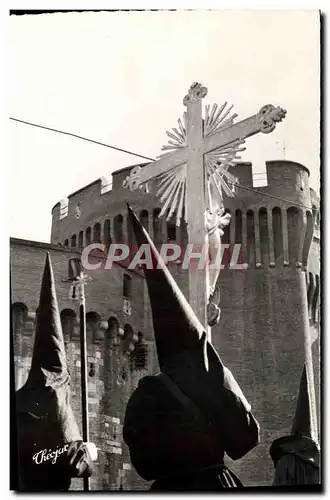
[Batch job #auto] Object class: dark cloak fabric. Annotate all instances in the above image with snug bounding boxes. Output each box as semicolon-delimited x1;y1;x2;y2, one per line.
272;453;319;486
150;466;243;491
15;253;93;491
124;374;252;490
124;206;260;490
270;435;320;487
270;365;320;486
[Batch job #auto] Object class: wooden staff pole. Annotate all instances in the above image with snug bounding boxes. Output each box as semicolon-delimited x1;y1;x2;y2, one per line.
78;273;90;491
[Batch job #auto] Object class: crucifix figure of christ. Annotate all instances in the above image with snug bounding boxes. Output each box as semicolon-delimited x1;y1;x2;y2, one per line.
123;82;286;337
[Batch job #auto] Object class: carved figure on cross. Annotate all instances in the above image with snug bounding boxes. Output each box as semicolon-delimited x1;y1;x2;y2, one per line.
63;271;92;302
124;82;286;335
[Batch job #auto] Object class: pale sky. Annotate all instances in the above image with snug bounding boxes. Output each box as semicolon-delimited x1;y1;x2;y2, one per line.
8;10;320;243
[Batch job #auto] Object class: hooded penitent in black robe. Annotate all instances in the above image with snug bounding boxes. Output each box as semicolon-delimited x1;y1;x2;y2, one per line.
269;364;320;487
14;253;94;492
123;205;260;491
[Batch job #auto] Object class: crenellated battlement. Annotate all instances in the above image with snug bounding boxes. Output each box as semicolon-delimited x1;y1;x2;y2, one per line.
51;160;312;224
50;159;318;271
52;177;113;220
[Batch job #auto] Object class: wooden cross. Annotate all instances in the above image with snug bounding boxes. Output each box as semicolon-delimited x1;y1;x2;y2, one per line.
124;83;286;332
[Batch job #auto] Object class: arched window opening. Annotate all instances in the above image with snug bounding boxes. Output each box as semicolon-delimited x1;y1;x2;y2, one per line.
60;309;76;343
246;210;255;265
272;207;283;261
303;211;314;267
71;234;77;248
85;227;91;246
93;222;101;243
123;274;132;299
104;219;112;248
12;303;27;337
235;209;242;244
78;231;84;248
312;205;319;227
123;323;136;356
86;312;100;343
130;331;148;371
140;210;149;231
287;207;301;264
153;208;162;245
124;323;134;335
107;316;119;343
222;209;231;244
180;221;188;248
312;275;320;323
114;214;124;243
167;217;176;242
312;206;320;229
307;273;315;319
259;208;269;265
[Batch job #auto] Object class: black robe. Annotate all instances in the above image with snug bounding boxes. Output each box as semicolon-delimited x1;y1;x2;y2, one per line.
124;206;260;490
150;466;243;491
124;370;259;491
13;253;94;492
16;387;93;492
272;453;319;486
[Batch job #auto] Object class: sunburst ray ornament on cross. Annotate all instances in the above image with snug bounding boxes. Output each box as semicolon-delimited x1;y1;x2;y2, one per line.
125;83;284;227
155;99;246;225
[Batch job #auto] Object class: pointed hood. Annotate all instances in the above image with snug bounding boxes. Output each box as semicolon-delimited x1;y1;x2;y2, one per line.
16;253;81;455
270;364;319;469
125;205;259;468
27;252;69;387
291;364;318;440
127;203;207;371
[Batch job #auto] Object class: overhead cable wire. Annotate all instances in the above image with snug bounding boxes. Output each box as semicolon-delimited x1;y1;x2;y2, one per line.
10;116;318;212
9;117;154;162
